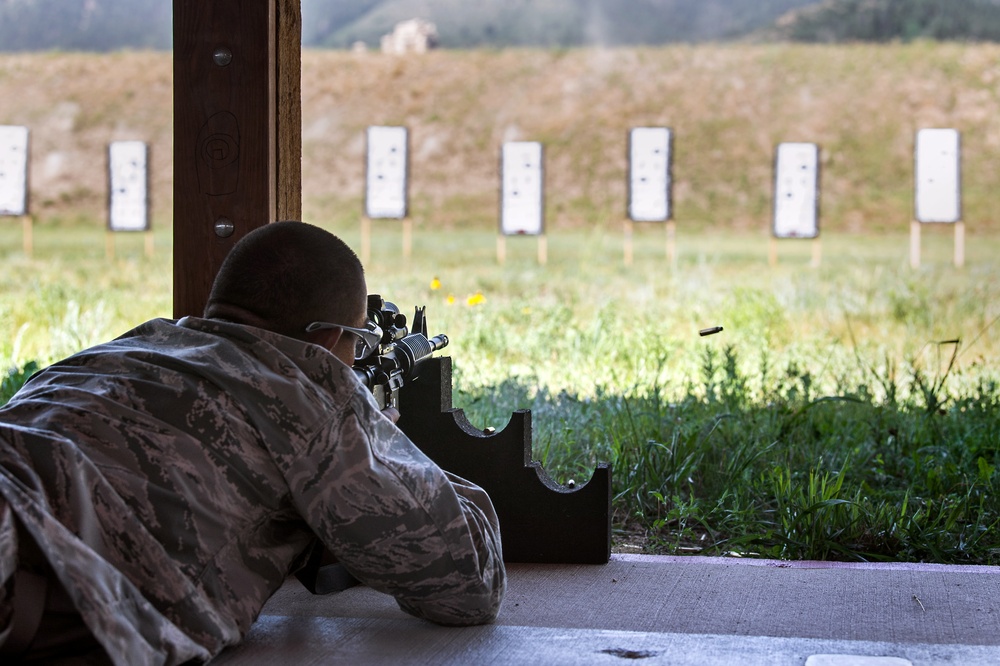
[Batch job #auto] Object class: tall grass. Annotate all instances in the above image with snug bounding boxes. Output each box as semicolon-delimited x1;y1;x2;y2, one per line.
3;45;999;564
459;344;999;564
0;222;997;564
354;224;1000;565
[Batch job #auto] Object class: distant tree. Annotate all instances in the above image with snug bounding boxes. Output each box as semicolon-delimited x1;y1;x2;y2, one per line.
777;0;1000;43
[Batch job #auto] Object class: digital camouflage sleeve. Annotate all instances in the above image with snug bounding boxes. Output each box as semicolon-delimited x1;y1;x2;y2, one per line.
0;317;505;664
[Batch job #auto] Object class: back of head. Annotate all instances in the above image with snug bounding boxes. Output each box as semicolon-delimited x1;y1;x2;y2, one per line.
204;221;366;339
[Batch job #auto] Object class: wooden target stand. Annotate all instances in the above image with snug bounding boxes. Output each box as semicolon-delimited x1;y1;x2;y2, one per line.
496;232;548;265
910;220;965;269
106;229;155;260
6;215;33;257
360;216;413;266
623;219;676;268
768;236;822;268
0;124;31;258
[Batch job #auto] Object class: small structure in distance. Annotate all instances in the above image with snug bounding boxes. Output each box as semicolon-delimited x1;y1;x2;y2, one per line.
380;19;439;54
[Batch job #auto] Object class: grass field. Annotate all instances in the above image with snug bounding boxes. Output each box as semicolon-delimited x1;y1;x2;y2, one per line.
3;42;1000;565
1;221;997;565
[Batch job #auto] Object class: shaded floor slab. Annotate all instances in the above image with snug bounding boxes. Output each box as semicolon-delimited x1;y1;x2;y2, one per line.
215;554;1000;665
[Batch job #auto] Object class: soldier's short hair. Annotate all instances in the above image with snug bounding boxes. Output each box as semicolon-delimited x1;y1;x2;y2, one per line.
204;221;366;339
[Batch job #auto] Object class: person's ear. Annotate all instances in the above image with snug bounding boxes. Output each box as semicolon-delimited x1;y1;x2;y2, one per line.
305;327;343;352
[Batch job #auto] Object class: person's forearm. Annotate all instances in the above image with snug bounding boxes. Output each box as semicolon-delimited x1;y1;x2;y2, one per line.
394;477;506;625
300;408;506;626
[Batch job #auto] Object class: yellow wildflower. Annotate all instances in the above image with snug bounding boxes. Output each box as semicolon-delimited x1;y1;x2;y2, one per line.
466;291;486;307
430;277;442;290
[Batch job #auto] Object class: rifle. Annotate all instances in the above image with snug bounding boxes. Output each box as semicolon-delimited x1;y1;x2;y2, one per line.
352;294;449;411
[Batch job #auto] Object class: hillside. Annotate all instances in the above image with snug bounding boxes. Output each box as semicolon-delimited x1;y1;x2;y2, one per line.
7;0;1000;51
2;44;1000;234
0;0;822;51
768;0;1000;42
302;0;820;48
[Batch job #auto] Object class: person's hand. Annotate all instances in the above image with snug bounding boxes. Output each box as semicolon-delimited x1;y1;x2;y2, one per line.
381;406;401;423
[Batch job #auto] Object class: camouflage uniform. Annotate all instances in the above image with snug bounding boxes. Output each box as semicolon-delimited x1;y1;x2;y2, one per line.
0;317;506;664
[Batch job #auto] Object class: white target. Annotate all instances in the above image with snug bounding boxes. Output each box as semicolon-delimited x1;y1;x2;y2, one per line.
915;128;961;224
365;126;409;219
628;127;672;222
0;125;29;216
773;142;819;239
500;141;544;236
108;141;149;232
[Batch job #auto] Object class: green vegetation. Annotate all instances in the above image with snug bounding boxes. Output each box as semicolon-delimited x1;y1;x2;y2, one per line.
2;223;995;564
462;343;1000;564
772;0;1000;43
296;222;1000;566
2;44;998;565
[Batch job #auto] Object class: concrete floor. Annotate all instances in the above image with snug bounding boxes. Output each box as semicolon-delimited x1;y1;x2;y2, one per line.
214;554;1000;665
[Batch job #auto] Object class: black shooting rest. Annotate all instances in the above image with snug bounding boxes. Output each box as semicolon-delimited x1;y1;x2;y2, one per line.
398;356;612;565
297;356;612;594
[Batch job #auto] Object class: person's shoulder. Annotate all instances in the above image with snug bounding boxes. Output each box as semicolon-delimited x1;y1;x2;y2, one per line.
177;316;286;346
180;316;362;393
105;317;184;343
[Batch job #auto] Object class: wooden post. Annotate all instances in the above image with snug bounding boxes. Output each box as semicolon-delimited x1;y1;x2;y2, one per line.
910;220;921;269
954;221;965;269
274;0;301;225
21;215;32;258
403;218;413;260
626;221;676;267
666;220;676;269
105;231;154;260
623;220;633;266
811;237;822;268
768;236;778;267
172;0;301;318
537;234;548;266
497;234;506;264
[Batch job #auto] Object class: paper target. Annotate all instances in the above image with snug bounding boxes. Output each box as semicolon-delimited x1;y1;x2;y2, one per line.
0;125;29;216
365;126;409;219
628;127;672;222
500;141;544;236
773;142;819;239
915;128;961;224
108;140;149;231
